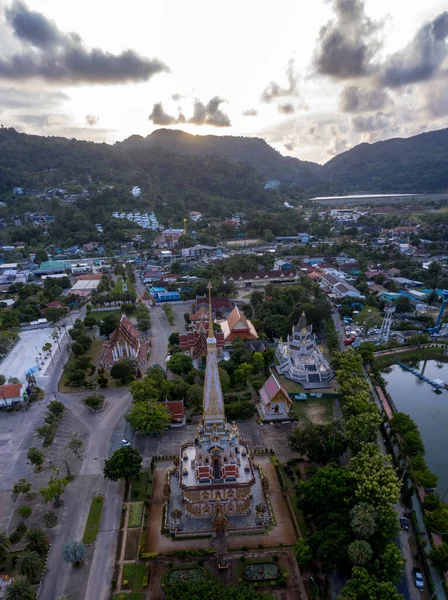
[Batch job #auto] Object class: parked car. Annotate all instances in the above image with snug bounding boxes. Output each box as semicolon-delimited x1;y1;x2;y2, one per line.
412;567;424;589
344;336;356;346
400;517;410;531
120;439;131;447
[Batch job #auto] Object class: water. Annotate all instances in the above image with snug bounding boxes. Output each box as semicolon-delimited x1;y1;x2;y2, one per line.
383;360;448;494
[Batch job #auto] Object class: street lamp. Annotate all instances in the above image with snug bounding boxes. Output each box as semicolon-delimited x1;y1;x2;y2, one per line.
310;576;320;598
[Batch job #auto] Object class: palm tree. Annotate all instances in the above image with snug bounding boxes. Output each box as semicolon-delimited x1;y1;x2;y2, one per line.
0;531;11;561
350;502;377;539
348;540;373;566
24;529;49;555
5;577;36;600
16;551;42;579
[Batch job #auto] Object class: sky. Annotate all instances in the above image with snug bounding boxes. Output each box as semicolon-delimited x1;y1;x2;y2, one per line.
0;0;447;163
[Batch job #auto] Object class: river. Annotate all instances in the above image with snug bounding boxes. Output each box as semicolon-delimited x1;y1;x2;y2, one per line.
383;360;448;494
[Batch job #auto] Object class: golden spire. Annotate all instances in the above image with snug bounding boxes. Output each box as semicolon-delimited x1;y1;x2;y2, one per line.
207;281;214;339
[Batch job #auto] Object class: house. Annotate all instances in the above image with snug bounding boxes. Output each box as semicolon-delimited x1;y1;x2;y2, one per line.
224;269;297;288
258;374;292;420
181;245;216;259
189;211;202;222
161;400;186;427
0;383;23;407
220;306;258;344
274;259;292;271
101;315;149;367
42;300;64;312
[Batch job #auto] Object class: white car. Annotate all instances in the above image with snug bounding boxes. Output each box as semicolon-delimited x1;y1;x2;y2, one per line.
120;439;131;447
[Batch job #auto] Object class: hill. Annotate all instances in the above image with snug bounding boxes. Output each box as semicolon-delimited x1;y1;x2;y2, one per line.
322;128;448;193
118;129;328;192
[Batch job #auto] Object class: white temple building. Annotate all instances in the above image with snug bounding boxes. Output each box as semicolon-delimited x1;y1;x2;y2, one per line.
275;312;333;389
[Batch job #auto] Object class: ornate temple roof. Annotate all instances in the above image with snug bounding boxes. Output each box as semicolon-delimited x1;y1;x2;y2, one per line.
293;311;312;334
259;374;292;406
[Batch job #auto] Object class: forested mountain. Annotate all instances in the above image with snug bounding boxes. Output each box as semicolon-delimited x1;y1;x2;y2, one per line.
119;129;328;192
322;128;448;193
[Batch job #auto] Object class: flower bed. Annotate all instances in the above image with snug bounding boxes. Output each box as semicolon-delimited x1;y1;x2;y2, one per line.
128;503;143;528
242;562;281;581
82;495;104;544
166;566;207;585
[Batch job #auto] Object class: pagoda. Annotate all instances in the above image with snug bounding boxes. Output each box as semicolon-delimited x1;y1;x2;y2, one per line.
275;312;333;389
165;283;271;536
179;318;224;368
100;314;149;368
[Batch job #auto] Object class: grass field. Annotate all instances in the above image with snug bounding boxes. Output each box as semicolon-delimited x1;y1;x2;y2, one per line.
128;503;143;528
126;277;136;294
82;495;104;544
90;309;121;321
113;278;123;293
131;472;148;501
122;563;146;589
290;397;334;425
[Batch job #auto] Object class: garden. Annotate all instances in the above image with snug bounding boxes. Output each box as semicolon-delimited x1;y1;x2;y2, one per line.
166;566;208;585
241;561;280;581
122;562;147;589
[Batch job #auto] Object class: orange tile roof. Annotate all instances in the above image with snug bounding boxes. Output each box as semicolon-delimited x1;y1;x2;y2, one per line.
0;383;22;399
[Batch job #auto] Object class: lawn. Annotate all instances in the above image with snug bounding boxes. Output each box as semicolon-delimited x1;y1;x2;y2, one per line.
122;563;146;589
90;309;121;322
126;277;136;294
82;495;104;544
59;339;105;392
290;397;334;425
131;472;148;501
128;503;143;528
113;278;123;293
113;594;144;600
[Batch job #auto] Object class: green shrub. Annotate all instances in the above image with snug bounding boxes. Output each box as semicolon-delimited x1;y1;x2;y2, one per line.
17;506;32;518
9;521;27;543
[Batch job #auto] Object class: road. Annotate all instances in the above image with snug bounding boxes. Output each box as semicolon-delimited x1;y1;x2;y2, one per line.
332;306;347;352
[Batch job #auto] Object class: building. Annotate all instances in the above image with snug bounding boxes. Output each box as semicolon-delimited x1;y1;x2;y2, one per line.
224;269;297;289
274;259;292;271
276;312;333;389
36;260;71;276
165;285;271;537
162;400;186;427
220;306;258;344
258;374;292;420
189;211;202;222
180;320;225;367
0;383;23;407
101;315;150;367
181;245;216;259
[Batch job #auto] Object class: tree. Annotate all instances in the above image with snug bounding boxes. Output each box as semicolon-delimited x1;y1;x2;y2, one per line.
234;362;253;385
63;541;85;566
340;567;404;600
401;431;425;456
27;447;44;470
72;342;85;357
76;334;92;352
251;352;264;374
428;261;443;289
16;550;42;578
348;540;373;565
83;393;104;410
34;249;48;264
110;358;136;384
389;412;418;436
5;577;36;600
168;353;193;375
168;332;180;346
294;537;313;568
99;313;120;338
429;542;448;573
84;314;97;329
350;503;377;539
395;296;411;313
45;307;67;324
355;307;382;331
379;543;406;584
298;464;355;515
24;528;49;554
126;401;171;434
103;446;142;482
0;531;11;561
0;374;5;385
40;475;68;507
13;478;32;498
67;433;83;459
289;422;348;464
346;412;382;451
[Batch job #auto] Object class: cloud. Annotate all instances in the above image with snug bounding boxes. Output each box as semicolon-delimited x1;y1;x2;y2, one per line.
277;102;295;114
0;0;169;84
351;111;397;132
261;59;298;102
242;108;257;116
148;102;180;126
340;85;392;112
171;93;182;101
189;96;231;127
0;87;69;109
425;85;448;117
313;0;383;79
325;124;350;155
380;11;448;87
85;114;99;126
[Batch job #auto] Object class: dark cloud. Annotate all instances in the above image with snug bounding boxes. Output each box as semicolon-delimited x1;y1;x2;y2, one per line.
340;85;391;112
380;11;448;87
0;0;169;84
277;102;295;114
85;114;99;126
351;111;396;132
242;108;257;116
283;141;295;151
148;102;179;126
313;0;382;78
261;59;298;102
171;93;182;101
189;96;231;127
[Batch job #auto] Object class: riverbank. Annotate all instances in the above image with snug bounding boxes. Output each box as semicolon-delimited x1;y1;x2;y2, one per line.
374;347;448;370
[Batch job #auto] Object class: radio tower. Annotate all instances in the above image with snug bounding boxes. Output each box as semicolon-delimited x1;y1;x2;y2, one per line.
379;305;396;344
